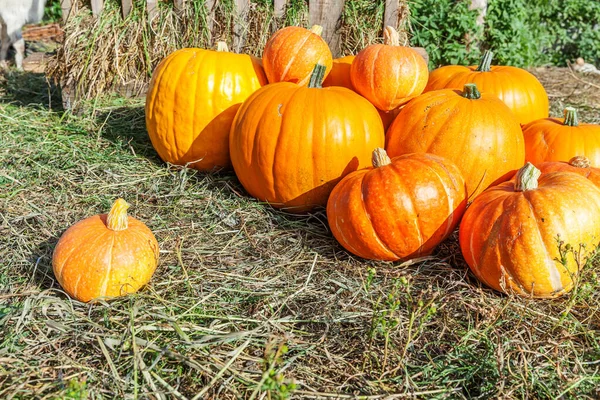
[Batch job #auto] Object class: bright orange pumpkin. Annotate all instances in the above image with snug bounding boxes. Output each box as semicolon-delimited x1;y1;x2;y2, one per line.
350;26;429;111
536;156;600;187
386;83;525;200
327;149;467;261
323;55;355;90
523;107;600;167
229;64;385;213
262;25;333;86
53;199;159;303
459;163;600;298
145;43;267;171
425;50;548;125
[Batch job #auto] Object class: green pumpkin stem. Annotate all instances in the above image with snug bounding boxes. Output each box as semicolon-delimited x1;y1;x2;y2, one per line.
462;83;481;100
372;148;392;168
563;107;579;127
308;64;327;88
476;50;494;72
106;198;130;231
515;163;541;192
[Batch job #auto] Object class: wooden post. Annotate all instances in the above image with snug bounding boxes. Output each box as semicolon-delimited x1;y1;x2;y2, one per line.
233;0;250;52
60;0;72;23
205;0;217;46
308;0;345;57
147;0;158;23
384;0;399;29
91;0;104;18
274;0;287;19
121;0;133;19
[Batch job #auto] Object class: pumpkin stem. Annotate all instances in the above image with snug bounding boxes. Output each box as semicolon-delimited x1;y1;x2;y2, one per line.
216;41;229;52
569;156;590;168
308;64;326;88
515;163;541;192
372;148;392;168
106;198;130;231
310;25;323;36
383;26;400;46
563;107;579;127
476;50;493;72
462;83;481;100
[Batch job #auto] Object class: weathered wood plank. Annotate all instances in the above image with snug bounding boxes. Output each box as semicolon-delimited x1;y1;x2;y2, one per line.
233;0;250;52
60;0;72;23
308;0;345;57
91;0;104;18
205;0;217;45
274;0;287;19
384;0;399;30
147;0;158;23
121;0;133;19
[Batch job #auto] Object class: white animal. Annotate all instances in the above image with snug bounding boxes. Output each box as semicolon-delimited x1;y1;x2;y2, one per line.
0;0;47;70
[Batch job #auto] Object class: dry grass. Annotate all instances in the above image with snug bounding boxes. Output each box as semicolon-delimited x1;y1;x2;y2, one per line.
1;69;600;399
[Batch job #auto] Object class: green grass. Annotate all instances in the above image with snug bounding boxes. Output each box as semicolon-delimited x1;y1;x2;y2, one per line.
1;70;600;399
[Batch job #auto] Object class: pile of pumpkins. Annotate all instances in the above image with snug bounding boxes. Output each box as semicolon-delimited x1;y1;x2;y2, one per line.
53;25;600;303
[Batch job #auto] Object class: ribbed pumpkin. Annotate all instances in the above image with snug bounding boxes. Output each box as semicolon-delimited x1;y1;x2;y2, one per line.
262;25;333;86
386;83;525;200
523;107;600;167
145;43;267;171
536;156;600;187
350;26;429;111
459;163;600;298
425;50;548;125
327;150;467;261
53;199;159;303
229;65;385;213
323;55;355;90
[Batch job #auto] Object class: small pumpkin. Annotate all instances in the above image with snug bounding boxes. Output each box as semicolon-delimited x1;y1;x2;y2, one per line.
523;107;600;167
459;163;600;298
386;83;525;200
229;64;385;213
53;199;159;303
323;55;355;90
536;156;600;187
350;26;429;111
327;149;467;261
425;50;548;125
262;25;333;86
145;43;267;171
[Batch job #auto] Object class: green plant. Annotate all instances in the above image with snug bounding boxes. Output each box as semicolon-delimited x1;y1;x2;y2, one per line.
43;0;63;23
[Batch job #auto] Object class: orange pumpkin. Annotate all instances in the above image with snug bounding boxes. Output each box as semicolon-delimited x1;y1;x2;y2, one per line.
378;106;402;132
425;50;548;125
459;163;600;298
145;43;267;171
229;64;385;213
53;199;159;303
523;107;600;167
350;26;429;111
262;25;333;86
323;55;355;90
327;149;467;261
386;83;525;200
536;156;600;187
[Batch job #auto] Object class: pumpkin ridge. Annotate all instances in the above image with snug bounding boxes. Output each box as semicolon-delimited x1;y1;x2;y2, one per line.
55;220;105;282
418;157;456;239
369;45;384;108
521;191;564;292
280;31;313;84
169;51;199;161
71;274;83;300
361;170;399;258
99;234;116;298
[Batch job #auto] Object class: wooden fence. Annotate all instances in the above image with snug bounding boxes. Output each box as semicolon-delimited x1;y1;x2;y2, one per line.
58;0;416;58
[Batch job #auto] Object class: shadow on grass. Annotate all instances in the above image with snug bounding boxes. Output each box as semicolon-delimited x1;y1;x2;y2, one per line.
0;70;63;111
